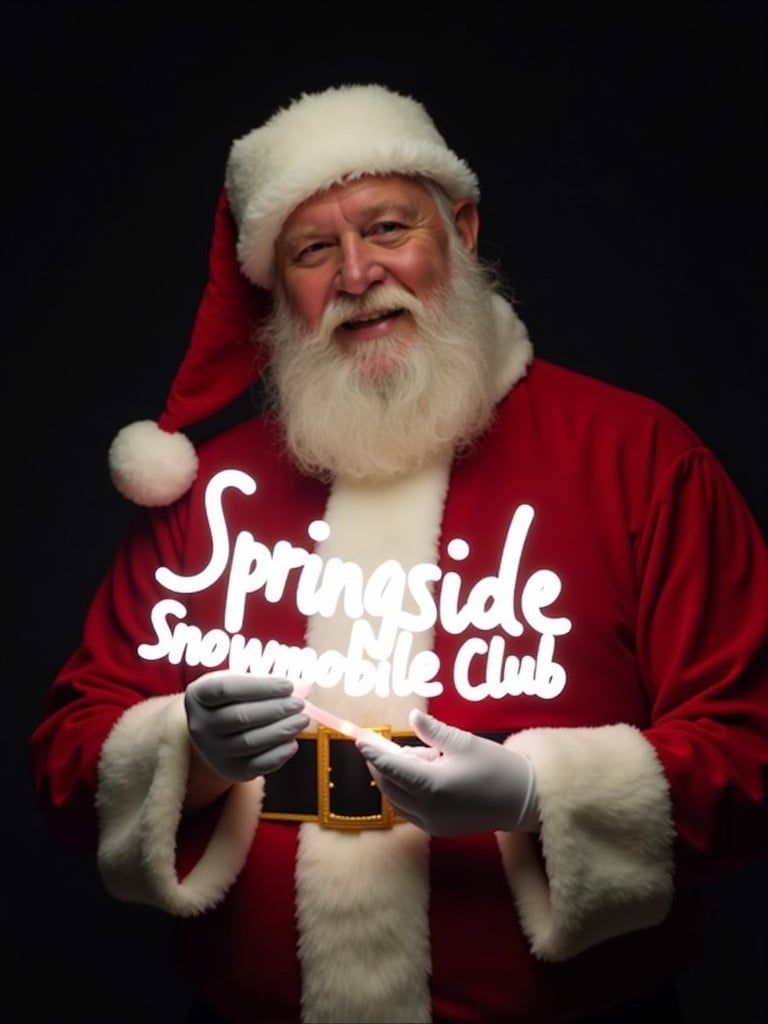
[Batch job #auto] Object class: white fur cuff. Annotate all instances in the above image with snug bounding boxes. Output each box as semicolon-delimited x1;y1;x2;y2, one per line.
96;694;263;916
497;724;674;960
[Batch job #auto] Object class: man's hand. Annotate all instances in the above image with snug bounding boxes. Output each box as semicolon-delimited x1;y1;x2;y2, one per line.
184;671;309;782
356;709;537;835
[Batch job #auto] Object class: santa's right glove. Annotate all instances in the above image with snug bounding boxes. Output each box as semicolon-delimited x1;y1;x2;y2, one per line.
184;671;309;782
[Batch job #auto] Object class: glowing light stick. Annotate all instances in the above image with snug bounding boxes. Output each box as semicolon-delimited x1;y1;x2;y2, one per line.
294;685;403;751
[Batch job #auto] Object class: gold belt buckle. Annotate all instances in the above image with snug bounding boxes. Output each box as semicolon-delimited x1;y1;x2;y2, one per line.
316;724;397;829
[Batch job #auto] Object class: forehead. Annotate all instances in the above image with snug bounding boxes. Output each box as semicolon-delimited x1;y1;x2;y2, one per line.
279;174;436;233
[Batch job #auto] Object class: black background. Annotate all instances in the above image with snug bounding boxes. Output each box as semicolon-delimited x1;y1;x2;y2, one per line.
4;3;766;1022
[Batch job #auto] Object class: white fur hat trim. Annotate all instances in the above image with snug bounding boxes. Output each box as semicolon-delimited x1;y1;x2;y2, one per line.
225;83;480;288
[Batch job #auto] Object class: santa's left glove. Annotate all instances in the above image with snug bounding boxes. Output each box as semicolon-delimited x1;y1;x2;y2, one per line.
356;709;538;835
184;671;310;782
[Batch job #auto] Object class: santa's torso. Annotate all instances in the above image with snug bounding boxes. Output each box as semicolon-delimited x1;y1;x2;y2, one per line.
143;357;703;1022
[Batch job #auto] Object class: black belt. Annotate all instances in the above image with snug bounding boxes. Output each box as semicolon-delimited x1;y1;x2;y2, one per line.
261;725;507;830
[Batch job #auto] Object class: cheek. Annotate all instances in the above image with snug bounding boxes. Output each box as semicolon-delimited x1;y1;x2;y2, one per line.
283;277;328;330
396;243;451;294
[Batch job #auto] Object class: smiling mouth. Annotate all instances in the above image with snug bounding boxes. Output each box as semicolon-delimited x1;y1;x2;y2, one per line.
342;309;404;330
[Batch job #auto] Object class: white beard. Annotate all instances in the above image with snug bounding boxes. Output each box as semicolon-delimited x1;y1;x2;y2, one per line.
262;238;500;481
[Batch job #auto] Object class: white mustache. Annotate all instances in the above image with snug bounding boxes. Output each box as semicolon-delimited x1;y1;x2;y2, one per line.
320;285;424;334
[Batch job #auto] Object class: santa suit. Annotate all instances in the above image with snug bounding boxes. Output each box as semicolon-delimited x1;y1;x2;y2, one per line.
30;299;768;1023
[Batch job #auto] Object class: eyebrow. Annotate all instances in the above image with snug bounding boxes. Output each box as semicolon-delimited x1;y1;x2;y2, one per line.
362;201;420;221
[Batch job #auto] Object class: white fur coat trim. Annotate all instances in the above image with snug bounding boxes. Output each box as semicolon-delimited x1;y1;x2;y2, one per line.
296;453;453;1024
498;723;674;961
96;693;263;915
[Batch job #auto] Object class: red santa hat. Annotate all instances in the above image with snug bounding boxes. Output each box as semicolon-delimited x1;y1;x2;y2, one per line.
108;83;480;506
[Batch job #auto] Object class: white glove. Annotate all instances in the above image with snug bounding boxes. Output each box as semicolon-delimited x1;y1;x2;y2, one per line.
355;709;538;836
184;671;309;782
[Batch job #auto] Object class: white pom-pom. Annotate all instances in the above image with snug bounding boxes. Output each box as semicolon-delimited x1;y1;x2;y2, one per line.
108;420;199;506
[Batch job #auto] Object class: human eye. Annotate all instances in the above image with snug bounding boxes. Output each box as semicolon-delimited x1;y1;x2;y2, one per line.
369;219;407;242
294;239;333;264
374;220;401;233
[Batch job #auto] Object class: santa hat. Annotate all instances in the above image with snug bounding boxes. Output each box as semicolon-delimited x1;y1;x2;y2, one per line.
108;83;480;506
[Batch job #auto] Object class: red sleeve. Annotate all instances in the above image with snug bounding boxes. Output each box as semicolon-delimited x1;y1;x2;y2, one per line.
636;446;768;881
28;500;191;857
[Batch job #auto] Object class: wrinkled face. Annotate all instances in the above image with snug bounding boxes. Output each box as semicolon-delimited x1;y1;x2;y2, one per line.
263;174;497;482
273;175;478;379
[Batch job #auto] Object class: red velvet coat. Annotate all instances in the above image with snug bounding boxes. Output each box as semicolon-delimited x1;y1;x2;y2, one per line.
31;343;768;1023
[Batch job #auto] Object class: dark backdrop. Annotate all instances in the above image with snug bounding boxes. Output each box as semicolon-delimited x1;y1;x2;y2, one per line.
4;4;766;1022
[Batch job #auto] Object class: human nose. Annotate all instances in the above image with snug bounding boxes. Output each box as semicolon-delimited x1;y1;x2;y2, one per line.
337;235;385;294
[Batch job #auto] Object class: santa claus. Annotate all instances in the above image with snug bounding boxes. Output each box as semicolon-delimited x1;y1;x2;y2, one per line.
30;83;768;1024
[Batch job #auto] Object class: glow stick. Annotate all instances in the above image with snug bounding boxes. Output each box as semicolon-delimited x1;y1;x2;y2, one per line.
293;685;402;751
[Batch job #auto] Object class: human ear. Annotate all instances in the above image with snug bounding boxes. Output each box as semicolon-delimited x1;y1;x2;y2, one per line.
452;199;480;256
